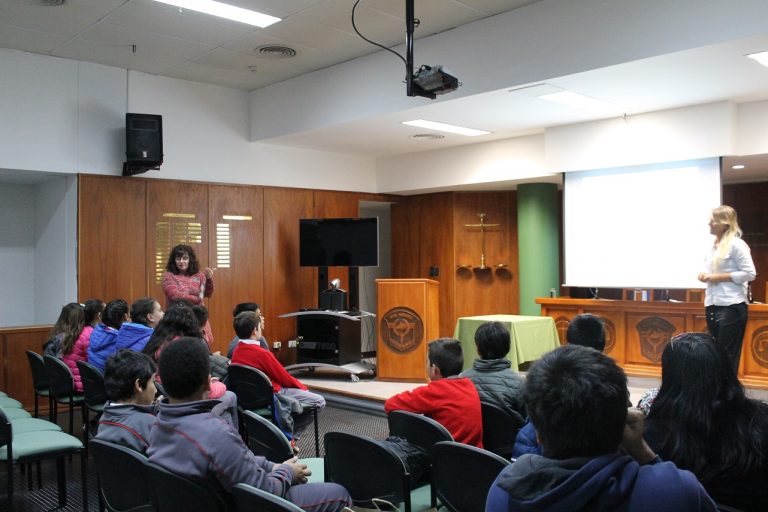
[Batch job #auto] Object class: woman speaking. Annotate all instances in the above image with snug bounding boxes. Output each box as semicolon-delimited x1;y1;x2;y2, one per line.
697;205;756;373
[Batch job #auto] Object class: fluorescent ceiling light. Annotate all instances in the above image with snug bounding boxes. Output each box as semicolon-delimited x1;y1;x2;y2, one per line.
746;50;768;68
402;119;491;137
538;91;621;112
731;164;745;170
152;0;281;28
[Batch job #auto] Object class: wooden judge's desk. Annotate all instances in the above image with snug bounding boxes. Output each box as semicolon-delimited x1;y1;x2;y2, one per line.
537;298;768;390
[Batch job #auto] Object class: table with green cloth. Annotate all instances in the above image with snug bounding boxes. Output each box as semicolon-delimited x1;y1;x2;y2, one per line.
453;314;560;371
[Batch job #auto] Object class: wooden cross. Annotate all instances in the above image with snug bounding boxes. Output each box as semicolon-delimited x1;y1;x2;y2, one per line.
463;213;500;269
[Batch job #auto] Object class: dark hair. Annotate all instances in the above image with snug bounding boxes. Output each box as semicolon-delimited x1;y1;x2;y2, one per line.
158;337;210;400
233;302;259;317
191;304;208;330
523;344;628;459
233;311;261;339
474;322;510;359
142;303;200;361
103;299;129;330
165;244;200;275
645;332;768;483
566;314;606;352
104;349;157;402
427;338;464;377
130;297;157;327
82;299;104;326
51;303;85;355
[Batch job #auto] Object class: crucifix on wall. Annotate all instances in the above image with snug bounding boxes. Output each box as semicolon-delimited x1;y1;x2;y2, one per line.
462;213;501;270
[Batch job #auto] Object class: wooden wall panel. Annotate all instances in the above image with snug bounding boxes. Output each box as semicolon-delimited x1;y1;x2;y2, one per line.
453;192;517;320
207;185;264;354
1;326;52;411
78;175;147;302
146;180;209;310
419;193;455;337
724;182;768;303
391;198;420;278
263;187;314;364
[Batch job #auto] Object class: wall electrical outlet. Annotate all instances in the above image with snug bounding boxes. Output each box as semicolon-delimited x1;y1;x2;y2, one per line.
288;339;298;348
273;341;281;349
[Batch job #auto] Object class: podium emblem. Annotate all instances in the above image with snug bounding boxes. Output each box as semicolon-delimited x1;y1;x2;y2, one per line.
751;326;768;369
380;307;424;353
636;316;675;363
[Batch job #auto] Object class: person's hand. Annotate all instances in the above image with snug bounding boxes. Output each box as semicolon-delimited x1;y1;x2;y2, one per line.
698;272;709;283
212;350;221;356
282;457;310;484
203;267;216;279
620;408;656;464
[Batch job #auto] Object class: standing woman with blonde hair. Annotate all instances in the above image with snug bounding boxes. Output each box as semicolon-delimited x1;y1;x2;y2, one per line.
697;205;756;372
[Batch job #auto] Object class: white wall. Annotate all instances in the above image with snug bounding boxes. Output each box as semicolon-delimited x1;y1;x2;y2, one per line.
736;99;768;155
0;48;378;192
545;101;736;172
34;176;78;324
376;135;549;194
0;184;36;326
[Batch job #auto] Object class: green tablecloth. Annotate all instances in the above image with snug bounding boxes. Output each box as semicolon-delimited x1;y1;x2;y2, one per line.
454;314;560;371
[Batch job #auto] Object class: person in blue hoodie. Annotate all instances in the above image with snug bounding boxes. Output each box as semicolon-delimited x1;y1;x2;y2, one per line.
486;345;716;512
115;297;164;353
88;299;129;371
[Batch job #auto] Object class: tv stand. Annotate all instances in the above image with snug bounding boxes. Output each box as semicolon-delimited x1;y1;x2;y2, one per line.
279;310;376;380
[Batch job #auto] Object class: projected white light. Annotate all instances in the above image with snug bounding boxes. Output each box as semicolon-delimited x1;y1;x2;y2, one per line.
731;164;745;170
152;0;281;27
402;119;490;137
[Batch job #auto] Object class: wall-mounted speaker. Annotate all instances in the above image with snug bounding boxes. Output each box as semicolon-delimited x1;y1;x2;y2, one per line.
123;113;163;176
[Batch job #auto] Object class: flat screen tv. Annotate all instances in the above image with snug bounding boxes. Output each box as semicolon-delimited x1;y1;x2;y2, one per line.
299;217;379;267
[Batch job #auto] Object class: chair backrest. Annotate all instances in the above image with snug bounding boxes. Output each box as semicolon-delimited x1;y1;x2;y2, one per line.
26;350;49;392
240;410;292;462
146;461;228;512
387;410;453;452
232;483;304;512
324;431;410;509
227;364;274;411
480;401;525;459
77;360;107;409
43;355;76;399
90;439;154;512
430;441;510;512
0;407;12;449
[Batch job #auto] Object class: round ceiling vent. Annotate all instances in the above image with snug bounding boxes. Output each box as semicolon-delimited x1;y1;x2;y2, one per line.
410;133;445;140
36;0;66;5
255;45;298;59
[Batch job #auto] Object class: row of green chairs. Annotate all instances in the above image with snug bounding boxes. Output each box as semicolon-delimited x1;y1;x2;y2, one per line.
0;392;87;511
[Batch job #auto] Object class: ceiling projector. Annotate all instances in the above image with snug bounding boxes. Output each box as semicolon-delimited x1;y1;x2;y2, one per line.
411;64;460;99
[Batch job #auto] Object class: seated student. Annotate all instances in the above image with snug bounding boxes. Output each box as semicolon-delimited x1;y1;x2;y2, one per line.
486;345;716;512
227;302;268;358
115;297;164;353
512;313;606;458
644;333;768;511
461;321;525;419
148;337;351;512
96;349;158;454
385;338;483;447
230;311;325;440
88;299;129;372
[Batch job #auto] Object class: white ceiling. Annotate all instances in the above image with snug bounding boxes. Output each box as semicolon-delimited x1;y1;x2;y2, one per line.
2;0;768;183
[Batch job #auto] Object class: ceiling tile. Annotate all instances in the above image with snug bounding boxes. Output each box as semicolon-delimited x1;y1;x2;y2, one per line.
0;22;70;54
295;0;404;48
0;0;125;38
224;32;342;73
224;0;327;18
103;0;255;47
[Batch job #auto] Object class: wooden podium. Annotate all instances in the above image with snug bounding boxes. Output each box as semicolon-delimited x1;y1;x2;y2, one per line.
376;279;439;382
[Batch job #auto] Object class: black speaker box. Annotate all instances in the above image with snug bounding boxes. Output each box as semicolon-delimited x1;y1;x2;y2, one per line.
124;113;163;176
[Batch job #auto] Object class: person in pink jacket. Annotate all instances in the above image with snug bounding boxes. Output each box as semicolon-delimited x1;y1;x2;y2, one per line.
161;244;215;308
50;300;101;392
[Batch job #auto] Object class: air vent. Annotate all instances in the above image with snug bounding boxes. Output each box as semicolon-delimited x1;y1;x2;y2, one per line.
38;0;66;5
255;45;298;59
410;133;445;140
